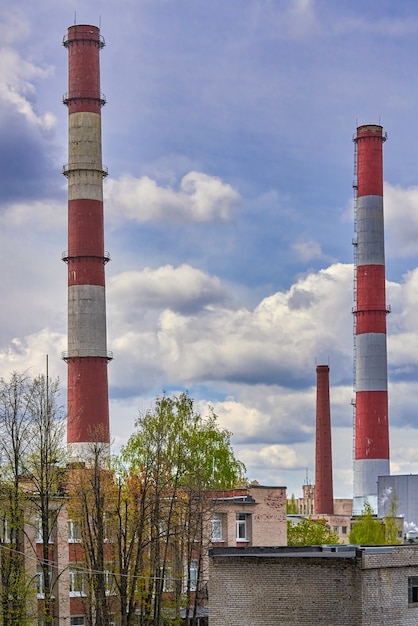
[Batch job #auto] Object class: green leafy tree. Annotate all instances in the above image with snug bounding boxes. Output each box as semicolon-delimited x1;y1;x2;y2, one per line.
69;392;245;626
349;503;384;544
382;494;402;544
286;494;298;514
287;518;339;546
122;392;245;626
349;498;402;545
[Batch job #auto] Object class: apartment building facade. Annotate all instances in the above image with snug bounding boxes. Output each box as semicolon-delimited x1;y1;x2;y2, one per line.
1;484;287;625
209;486;287;549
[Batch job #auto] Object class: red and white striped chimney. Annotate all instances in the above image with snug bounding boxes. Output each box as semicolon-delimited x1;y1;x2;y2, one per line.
353;124;390;515
314;365;334;515
62;25;112;457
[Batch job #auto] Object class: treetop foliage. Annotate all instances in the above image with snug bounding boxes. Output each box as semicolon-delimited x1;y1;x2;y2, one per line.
286;494;298;514
122;392;246;491
349;498;402;545
287;517;339;546
0;376;247;626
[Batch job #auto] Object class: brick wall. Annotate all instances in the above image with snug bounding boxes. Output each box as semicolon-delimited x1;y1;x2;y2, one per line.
249;487;287;546
209;554;362;625
209;545;418;625
211;486;287;548
360;546;418;625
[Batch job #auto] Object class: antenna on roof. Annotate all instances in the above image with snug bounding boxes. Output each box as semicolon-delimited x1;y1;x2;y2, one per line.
74;11;77;25
99;15;101;29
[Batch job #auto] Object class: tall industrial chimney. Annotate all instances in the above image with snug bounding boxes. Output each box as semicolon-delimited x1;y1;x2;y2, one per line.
314;365;334;515
352;124;390;515
62;25;112;457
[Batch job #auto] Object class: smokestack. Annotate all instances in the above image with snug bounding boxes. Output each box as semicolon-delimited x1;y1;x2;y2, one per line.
62;25;112;457
314;365;334;515
352;124;390;515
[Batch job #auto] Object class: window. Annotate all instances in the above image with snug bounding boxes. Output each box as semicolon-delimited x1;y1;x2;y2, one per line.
70;617;85;626
1;519;14;544
69;566;85;596
104;566;116;595
334;526;339;533
160;566;173;592
236;513;249;541
36;563;52;598
68;519;82;543
342;526;347;534
409;577;418;604
158;520;167;539
36;516;43;543
36;515;53;544
211;513;223;541
189;559;199;591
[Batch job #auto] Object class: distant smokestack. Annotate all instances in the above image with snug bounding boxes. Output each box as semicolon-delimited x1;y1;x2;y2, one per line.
62;25;112;457
314;365;334;515
352;124;390;515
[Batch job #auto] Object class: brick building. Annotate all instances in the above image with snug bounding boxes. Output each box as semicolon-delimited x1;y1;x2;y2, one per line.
196;486;287;624
209;486;287;548
209;544;418;625
5;485;286;625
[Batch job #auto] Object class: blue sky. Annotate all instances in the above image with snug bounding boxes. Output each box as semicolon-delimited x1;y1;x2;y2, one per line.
3;0;418;498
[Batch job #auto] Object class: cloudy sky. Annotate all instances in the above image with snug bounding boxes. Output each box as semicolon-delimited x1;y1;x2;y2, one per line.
3;0;418;498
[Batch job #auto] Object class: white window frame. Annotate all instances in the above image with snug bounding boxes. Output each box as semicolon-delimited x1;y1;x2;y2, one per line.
104;566;116;596
211;513;223;542
70;617;85;626
1;519;12;544
189;559;199;592
36;516;43;543
68;519;82;543
36;514;53;544
69;566;86;597
104;511;114;543
236;513;249;541
36;563;53;598
160;566;173;592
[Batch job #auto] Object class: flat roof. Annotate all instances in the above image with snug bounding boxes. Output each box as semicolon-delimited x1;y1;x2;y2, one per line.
209;545;394;559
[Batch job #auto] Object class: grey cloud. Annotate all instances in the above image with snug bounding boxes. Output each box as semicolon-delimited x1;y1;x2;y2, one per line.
108;264;228;317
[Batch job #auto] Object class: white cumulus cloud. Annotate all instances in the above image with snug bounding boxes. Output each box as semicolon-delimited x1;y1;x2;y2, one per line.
104;171;240;223
384;182;418;257
0;46;55;131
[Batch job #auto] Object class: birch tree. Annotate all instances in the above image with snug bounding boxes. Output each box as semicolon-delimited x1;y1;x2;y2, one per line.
123;392;245;626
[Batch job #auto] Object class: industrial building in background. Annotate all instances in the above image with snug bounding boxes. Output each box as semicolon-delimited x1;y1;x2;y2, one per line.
314;364;334;515
62;24;112;457
352;124;390;515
